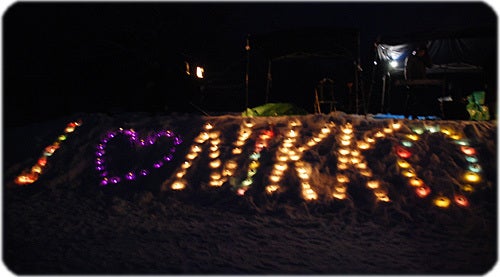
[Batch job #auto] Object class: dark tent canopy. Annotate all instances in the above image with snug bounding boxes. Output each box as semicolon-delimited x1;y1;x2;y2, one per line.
372;26;496;118
375;26;496;75
252;27;360;60
247;28;361;114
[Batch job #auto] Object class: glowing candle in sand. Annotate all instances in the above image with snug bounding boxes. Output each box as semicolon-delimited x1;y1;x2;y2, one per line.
433;196;451;208
454;194;469;207
415;185;431;198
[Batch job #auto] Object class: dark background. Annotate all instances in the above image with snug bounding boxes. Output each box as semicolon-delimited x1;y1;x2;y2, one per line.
3;1;497;126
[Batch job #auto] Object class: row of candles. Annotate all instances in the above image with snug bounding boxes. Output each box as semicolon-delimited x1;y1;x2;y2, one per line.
15;120;82;185
15;118;485;210
396;124;483;208
96;128;182;186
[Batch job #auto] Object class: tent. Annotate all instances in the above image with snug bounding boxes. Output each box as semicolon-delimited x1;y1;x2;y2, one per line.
246;28;362;114
372;26;496;118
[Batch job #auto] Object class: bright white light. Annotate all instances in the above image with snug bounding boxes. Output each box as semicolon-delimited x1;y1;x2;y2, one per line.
196;66;205;78
373;61;378;65
390;60;398;68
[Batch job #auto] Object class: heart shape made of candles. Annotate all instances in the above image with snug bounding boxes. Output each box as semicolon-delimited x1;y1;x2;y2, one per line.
95;128;182;185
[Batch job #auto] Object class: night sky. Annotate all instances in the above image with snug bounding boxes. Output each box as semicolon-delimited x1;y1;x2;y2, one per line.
3;1;497;126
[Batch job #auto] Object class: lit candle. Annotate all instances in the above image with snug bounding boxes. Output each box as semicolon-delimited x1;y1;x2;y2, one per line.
409;177;424;187
366;180;379;189
464;171;481;183
433;196;451;208
171;180;186;190
266;184;279;194
415;185;431;198
460;146;476;156
454;194;469;207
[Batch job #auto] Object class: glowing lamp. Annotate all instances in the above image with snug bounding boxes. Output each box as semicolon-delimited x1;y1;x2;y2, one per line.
392;122;401;130
37;157;47;167
266;185;279;194
232;147;243;155
433;196;451;208
468;164;482;173
383;127;393;134
274;163;288;171
204;123;213;130
396;146;412;159
235;140;245;147
397;159;411;169
289;154;300;161
210;172;222;180
209;180;224;187
181;161;192;169
338;156;349;163
196;66;205;78
186;152;198;160
401;140;413;148
460;146;476;156
58;135;67;141
263;129;274;138
374;131;385;138
465;155;479;163
209;151;220;159
440;128;452;136
237;188;247;196
409;177;424;187
210;138;221;146
65;125;75;133
454;194;469;207
176;171;186;178
15;173;38;185
357;141;370;150
374;189;388;198
339;148;350;155
350;157;360;164
425;125;439;133
334;184;347;193
366;180;380;189
402;169;416;178
307;140;317;147
341;140;351;146
365;136;375;143
464;171;481;183
269;175;281;183
351;150;360;157
209;159;222;168
225;160;238;170
337;174;349;183
342;127;353;135
243;120;255;128
30;165;42;174
377;195;390;202
356;162;367;169
338;163;349;170
333;192;347;200
321;127;330;134
44;144;60;156
406;134;419;141
303;188;318;201
360;170;372;177
241;178;253;187
411;126;424;134
415;185;431;198
462;184;474;193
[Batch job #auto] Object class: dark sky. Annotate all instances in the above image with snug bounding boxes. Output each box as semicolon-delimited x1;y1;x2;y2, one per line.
3;1;497;125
